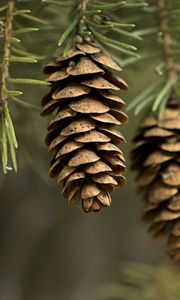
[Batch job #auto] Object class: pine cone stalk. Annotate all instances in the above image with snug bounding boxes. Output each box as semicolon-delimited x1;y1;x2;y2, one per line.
42;43;128;212
131;98;180;261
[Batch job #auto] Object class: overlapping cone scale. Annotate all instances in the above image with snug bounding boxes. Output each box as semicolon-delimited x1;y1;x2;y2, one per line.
131;98;180;261
42;43;128;213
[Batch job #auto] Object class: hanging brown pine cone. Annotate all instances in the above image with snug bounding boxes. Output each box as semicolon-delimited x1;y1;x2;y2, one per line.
42;43;128;212
131;98;180;261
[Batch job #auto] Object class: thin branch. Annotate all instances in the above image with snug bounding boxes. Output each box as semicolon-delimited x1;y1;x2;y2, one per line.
0;0;18;174
77;0;90;42
81;0;89;12
1;0;15;107
157;0;177;85
1;0;15;109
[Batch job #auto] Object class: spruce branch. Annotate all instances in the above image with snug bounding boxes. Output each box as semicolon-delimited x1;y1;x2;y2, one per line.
44;0;147;61
0;0;18;173
127;0;180;117
77;0;89;41
0;1;45;174
157;0;177;87
1;0;15;109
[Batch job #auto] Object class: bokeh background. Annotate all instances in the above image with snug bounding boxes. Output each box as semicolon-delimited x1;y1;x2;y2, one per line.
0;2;176;300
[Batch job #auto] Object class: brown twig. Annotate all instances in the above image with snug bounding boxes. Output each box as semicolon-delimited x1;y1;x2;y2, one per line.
77;0;90;42
157;0;177;85
1;0;15;109
81;0;89;12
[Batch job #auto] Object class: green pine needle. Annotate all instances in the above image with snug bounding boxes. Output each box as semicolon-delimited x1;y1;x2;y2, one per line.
4;107;18;149
9;56;37;63
90;1;126;11
152;81;173;112
58;18;78;46
41;0;74;7
1;117;8;174
13;27;39;36
8;78;50;86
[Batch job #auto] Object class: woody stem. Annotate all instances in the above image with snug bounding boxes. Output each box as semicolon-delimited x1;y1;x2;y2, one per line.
157;0;177;85
1;0;15;109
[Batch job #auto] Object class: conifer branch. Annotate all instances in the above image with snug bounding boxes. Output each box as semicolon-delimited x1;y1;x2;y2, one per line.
1;0;15;109
158;0;177;86
0;1;45;173
0;0;18;174
80;0;89;15
44;0;148;61
77;0;90;42
127;0;180;117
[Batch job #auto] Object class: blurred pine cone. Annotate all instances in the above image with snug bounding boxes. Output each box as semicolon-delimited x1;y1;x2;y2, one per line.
42;43;128;212
131;98;180;261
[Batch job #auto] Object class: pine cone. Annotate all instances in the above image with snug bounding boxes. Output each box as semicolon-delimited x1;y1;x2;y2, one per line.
131;98;180;261
42;43;128;212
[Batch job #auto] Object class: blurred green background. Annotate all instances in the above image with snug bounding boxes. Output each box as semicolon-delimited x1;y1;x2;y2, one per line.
0;2;177;300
